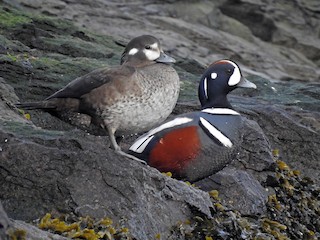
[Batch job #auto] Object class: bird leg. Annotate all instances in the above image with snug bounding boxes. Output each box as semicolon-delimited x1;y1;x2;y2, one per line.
106;125;146;164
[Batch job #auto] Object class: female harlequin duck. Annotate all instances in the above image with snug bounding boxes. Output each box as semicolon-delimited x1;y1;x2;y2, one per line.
129;60;257;181
16;35;180;162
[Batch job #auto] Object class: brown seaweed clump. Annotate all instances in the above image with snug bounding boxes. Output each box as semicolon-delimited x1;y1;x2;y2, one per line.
169;154;319;239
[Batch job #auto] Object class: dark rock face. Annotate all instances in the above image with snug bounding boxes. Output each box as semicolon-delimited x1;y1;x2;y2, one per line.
0;107;212;239
0;202;10;240
0;2;319;239
8;0;320;82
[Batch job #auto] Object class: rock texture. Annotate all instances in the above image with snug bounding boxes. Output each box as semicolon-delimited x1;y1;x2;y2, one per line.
0;1;319;239
7;0;320;82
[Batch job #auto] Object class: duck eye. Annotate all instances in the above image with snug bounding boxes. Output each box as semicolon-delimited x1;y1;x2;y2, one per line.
226;69;232;75
145;45;151;50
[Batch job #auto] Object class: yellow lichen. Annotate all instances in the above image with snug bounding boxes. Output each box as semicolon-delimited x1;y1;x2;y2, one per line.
9;228;27;240
272;149;280;158
120;227;129;234
214;203;225;211
24;113;31;120
108;227;116;235
162;172;172;177
292;170;300;176
71;228;99;240
205;236;213;240
100;217;113;226
38;213;79;233
282;179;294;195
155;233;161;239
268;194;282;210
277;160;290;171
208;190;220;200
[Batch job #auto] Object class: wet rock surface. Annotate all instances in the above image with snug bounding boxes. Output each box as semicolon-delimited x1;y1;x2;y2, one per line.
0;2;319;239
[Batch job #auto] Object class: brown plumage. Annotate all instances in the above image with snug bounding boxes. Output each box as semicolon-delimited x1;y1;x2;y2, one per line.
16;35;180;162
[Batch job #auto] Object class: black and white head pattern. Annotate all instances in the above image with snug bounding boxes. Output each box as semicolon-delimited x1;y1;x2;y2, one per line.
202;60;242;100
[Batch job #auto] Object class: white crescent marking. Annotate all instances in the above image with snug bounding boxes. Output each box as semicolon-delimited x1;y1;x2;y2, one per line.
204;77;208;99
130;117;193;153
227;61;241;86
199;117;233;148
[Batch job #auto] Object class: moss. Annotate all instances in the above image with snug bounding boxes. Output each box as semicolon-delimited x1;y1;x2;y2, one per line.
8;228;27;240
0;120;63;139
0;7;32;28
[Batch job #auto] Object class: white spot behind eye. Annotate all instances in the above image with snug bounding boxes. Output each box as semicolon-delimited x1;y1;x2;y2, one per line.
128;48;138;55
211;73;217;79
204;77;208;99
227;61;241;86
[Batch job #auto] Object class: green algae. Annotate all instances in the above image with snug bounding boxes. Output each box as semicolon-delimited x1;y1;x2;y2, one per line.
0;6;32;28
0;120;63;140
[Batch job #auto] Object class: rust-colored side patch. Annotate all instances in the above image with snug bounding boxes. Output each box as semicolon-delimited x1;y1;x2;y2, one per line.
149;126;200;174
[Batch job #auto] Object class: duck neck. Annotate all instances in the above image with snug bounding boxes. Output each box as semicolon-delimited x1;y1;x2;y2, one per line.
201;95;233;110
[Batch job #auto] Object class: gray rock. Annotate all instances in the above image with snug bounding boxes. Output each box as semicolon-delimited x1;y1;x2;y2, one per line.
10;220;69;240
195;118;274;215
0;202;10;240
0;78;212;239
196;167;269;216
8;0;320;81
243;104;320;184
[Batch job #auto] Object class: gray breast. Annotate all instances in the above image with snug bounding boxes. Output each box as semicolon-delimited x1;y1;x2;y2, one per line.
106;63;180;135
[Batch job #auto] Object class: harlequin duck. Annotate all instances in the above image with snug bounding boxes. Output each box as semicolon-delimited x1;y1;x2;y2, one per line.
129;60;256;180
16;35;180;162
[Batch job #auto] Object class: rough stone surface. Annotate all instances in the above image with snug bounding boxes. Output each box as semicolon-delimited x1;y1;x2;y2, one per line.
0;111;212;240
0;202;10;240
10;220;70;240
7;0;320;82
196;168;269;216
0;2;319;239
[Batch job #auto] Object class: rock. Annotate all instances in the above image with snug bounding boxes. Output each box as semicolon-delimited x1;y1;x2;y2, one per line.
243;104;320;184
7;0;320;81
0;2;319;239
0;117;212;240
10;220;70;240
195;118;274;215
0;202;10;240
196;168;269;216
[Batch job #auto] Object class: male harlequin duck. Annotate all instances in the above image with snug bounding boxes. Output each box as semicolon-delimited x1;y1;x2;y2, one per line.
16;35;180;162
129;60;257;180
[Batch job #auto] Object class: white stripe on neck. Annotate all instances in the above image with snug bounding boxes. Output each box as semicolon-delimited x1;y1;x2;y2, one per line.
201;108;240;115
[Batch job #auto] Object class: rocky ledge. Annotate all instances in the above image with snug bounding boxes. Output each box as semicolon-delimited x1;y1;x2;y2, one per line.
0;2;319;240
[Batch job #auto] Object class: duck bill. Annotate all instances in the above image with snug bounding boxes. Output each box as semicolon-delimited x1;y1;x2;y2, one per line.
237;76;257;89
156;51;176;63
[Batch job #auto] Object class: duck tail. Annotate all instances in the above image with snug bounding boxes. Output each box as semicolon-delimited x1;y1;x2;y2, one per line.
15;101;56;110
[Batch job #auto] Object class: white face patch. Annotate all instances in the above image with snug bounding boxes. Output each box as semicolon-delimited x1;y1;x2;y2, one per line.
203;77;208;99
199;117;233;148
128;48;138;55
129;117;193;153
227;61;241;86
201;108;240;115
143;42;160;61
211;73;217;79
